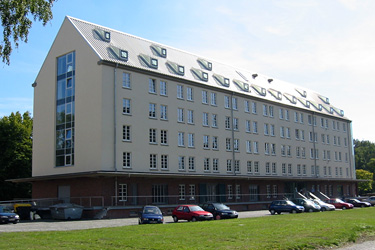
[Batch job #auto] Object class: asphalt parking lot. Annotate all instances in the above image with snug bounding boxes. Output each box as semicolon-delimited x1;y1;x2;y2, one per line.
0;210;269;233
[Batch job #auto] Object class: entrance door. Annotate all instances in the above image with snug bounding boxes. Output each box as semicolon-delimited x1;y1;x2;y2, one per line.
58;185;70;203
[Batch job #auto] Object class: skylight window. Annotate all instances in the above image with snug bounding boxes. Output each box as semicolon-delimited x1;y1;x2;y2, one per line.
236;71;248;82
197;58;212;71
321;104;333;114
191;68;209;82
318;95;330;104
295;88;307;98
150;44;167;58
93;28;111;42
109;46;128;62
296;97;310;108
213;74;230;87
166;61;185;76
251;84;266;96
268;88;282;100
283;93;297;104
139;54;158;69
233;79;250;92
309;101;322;111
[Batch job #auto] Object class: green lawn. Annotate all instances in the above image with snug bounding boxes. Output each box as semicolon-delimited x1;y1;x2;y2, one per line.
1;208;375;249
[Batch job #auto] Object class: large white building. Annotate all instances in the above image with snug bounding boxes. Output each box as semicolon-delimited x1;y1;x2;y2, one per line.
30;16;356;217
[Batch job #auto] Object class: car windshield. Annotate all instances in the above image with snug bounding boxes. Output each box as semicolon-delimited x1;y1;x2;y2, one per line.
286;201;295;205
336;199;345;203
351;199;360;202
189;206;204;212
214;204;230;210
143;207;161;214
305;200;314;206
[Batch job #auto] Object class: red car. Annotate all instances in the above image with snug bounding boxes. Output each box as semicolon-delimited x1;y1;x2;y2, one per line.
172;205;213;222
325;198;354;210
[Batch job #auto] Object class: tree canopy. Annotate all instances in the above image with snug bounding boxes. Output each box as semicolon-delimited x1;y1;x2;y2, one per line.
0;0;55;65
354;139;375;194
0;111;32;201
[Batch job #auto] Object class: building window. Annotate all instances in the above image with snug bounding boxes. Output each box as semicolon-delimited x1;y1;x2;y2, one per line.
160;81;167;96
123;98;131;114
177;85;184;99
161;155;168;169
288;164;292;175
188;133;195;148
263;104;268;116
149;103;156;118
212;136;218;150
187;110;194;124
211;92;217;106
235;160;240;173
149;79;156;93
282;163;286;175
253;121;258;134
247;161;252;173
228;185;233;199
189;157;195;171
227;159;232;172
152;184;168;204
249;185;259;201
149;128;157;144
226;138;232;151
236;185;241;200
224;96;230;109
269;106;274;117
232;97;238;110
123;125;131;141
246;140;252;153
225;116;231;129
213;158;219;172
246;120;251;133
279;108;284;119
254;141;259;154
266;185;271;198
189;184;196;200
202;91;208;104
179;184;185;200
254;161;259;174
203;135;210;149
264;123;269;136
244;100;250;113
266;162;270;174
178;156;185;170
203;113;209;126
150;154;157;169
204;158;210;171
186;87;193;101
273;185;278;198
118;184;127;202
160;105;168;120
122;72;131;88
177;108;184;122
212;114;218;128
178;132;185;147
270;124;275;136
252;102;257;114
123;152;131;168
285;110;290;121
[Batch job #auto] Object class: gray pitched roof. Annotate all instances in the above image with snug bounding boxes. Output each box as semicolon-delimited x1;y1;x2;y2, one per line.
67;16;347;120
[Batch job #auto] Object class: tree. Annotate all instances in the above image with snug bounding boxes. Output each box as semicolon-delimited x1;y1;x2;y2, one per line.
0;112;32;201
354;139;375;171
356;169;373;195
0;0;55;65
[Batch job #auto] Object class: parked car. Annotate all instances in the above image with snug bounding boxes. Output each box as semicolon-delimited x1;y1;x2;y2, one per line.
313;199;335;211
172;205;213;222
0;206;20;224
292;198;321;212
201;203;238;220
138;205;164;224
363;196;375;206
345;199;371;208
268;200;305;215
325;198;354;210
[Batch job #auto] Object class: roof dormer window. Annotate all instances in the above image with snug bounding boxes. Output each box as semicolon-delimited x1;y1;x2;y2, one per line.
109;46;128;62
213;74;230;87
139;54;158;69
166;61;185;76
233;79;250;92
93;28;111;42
197;58;212;71
251;84;266;96
295;88;307;98
150;44;167;58
191;68;209;82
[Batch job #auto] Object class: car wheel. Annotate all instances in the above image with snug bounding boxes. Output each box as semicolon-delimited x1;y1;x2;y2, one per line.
191;217;197;222
321;207;326;212
291;209;297;214
277;211;281;215
215;215;221;220
308;208;313;213
172;216;178;223
270;209;276;215
342;206;346;210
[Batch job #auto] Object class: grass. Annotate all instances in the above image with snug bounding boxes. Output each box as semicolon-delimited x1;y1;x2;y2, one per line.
1;208;375;249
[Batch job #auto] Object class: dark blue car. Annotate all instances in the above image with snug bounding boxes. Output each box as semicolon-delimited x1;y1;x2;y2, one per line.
269;200;305;215
138;205;164;224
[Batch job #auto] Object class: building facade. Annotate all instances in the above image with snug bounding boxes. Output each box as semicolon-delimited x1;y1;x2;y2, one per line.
30;17;356;217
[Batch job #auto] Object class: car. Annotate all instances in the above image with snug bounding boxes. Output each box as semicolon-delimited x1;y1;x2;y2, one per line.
313;199;335;211
0;207;20;224
291;198;321;212
345;199;371;208
138;205;164;224
201;203;238;220
363;196;375;206
325;198;354;210
268;200;305;215
172;205;213;222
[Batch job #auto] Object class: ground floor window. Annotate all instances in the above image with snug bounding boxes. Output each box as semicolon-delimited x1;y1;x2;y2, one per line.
179;184;185;200
119;184;127;201
152;184;168;204
249;185;259;201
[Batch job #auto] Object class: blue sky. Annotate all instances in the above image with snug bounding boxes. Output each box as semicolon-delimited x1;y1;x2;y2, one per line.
1;0;374;142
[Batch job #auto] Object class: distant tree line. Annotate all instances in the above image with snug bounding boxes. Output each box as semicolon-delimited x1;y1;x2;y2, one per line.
354;140;375;194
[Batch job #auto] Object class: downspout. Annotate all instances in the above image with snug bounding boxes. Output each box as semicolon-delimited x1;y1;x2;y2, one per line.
114;64;119;205
312;112;318;178
230;92;236;176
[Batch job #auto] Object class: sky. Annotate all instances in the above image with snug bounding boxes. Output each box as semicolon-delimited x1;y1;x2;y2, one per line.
0;0;374;142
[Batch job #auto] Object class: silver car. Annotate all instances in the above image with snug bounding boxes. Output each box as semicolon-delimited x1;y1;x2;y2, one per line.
313;199;335;211
363;196;375;206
